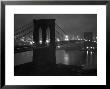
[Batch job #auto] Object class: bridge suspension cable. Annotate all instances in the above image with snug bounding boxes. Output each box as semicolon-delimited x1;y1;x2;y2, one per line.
55;23;67;35
55;30;63;40
14;21;33;35
14;21;33;40
14;20;67;42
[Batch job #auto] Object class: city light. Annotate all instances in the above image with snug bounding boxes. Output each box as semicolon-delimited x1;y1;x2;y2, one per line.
30;41;35;45
32;41;35;44
20;37;25;41
39;40;42;44
90;51;92;55
30;41;33;45
94;41;97;43
84;39;87;41
56;38;60;42
46;39;50;44
64;35;69;41
57;45;60;48
86;47;89;49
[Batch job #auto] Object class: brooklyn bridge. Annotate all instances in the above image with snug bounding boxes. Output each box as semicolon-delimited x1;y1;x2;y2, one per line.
14;19;97;76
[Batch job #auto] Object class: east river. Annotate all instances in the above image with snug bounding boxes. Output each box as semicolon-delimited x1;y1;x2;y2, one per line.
14;49;97;69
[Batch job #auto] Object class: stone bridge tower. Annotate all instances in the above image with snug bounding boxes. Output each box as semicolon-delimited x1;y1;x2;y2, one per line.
33;19;56;70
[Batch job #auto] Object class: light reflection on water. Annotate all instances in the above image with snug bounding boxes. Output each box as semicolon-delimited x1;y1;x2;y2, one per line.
14;49;97;68
86;51;89;66
56;50;97;67
90;51;93;65
64;51;69;65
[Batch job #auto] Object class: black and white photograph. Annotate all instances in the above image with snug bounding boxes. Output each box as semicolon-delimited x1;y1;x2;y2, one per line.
14;14;97;76
2;2;107;86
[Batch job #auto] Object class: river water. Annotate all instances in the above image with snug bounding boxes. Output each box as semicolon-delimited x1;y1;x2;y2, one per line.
56;50;97;68
15;49;97;69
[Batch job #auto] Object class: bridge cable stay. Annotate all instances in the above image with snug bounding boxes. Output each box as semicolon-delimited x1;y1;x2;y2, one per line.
14;21;67;45
14;22;33;36
14;20;68;53
14;21;33;40
14;21;67;39
15;30;33;40
55;23;68;41
55;23;67;35
55;30;63;40
14;21;33;35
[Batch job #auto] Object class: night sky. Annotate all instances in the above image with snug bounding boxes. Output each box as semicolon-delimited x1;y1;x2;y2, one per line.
14;14;97;34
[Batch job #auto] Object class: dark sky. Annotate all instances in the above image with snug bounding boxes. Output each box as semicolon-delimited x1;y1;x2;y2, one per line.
14;14;97;34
